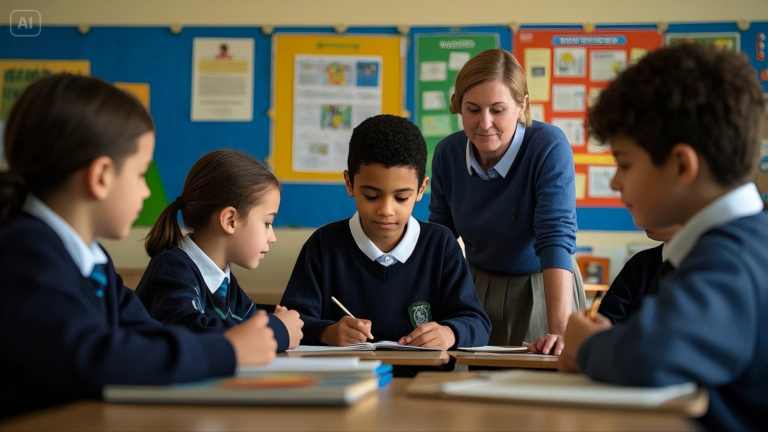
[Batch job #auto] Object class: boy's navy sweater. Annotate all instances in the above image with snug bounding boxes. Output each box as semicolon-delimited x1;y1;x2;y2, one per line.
0;213;235;419
135;247;290;352
280;219;491;347
598;244;664;324
429;121;577;274
578;213;768;431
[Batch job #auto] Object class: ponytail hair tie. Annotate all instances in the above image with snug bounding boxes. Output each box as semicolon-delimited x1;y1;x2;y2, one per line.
175;196;186;210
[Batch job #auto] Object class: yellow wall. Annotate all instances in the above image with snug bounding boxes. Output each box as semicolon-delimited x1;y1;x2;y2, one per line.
5;0;763;299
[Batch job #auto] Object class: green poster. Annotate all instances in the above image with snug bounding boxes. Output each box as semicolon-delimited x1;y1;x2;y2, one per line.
415;34;500;182
1;68;53;122
135;161;168;226
664;33;741;52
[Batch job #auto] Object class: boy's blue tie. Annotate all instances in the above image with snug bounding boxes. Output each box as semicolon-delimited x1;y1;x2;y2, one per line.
216;278;229;298
89;264;108;298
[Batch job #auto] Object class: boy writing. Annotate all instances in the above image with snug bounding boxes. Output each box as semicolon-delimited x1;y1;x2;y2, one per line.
280;114;491;349
559;43;767;431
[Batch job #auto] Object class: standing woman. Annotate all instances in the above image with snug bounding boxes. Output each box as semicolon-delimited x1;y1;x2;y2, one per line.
429;48;585;355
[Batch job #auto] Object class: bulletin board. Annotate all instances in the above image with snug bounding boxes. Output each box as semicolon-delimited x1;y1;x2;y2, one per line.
271;33;405;182
0;26;276;226
514;28;663;208
2;23;764;231
666;22;768;93
410;26;509;181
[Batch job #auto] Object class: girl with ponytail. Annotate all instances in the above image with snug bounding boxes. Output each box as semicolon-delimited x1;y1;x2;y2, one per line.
135;149;303;352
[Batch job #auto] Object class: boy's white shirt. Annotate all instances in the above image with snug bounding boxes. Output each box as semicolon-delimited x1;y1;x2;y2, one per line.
349;212;420;266
179;234;231;294
22;194;108;278
664;183;764;267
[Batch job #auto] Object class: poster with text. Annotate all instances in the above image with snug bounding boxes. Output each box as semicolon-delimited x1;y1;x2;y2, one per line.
292;54;383;172
191;38;254;121
515;29;662;207
0;60;90;169
415;34;499;181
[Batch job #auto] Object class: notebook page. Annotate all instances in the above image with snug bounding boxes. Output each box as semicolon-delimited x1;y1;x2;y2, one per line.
441;370;696;407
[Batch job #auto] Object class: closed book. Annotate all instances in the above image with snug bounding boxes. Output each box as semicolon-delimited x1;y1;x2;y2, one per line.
104;374;378;406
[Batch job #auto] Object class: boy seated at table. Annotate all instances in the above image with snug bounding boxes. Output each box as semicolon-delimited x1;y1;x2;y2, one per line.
558;43;768;431
280;114;491;349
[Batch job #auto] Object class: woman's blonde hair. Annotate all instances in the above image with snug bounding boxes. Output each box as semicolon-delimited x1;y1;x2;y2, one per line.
450;48;531;126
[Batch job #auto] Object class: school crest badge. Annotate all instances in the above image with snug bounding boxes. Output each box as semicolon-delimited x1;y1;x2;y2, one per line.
408;301;432;329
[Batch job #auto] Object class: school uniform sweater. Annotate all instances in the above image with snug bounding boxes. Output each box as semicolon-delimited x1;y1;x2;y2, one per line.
578;211;768;431
135;247;290;352
598;244;664;324
429;121;577;274
0;213;235;419
279;219;491;347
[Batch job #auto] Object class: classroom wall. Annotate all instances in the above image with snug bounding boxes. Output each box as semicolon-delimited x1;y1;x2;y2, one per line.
4;0;766;299
2;0;767;26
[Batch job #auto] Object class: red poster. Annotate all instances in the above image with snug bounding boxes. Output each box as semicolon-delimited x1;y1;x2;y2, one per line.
515;29;662;207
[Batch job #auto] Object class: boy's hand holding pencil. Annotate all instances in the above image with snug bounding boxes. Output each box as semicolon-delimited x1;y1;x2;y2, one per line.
557;292;612;373
321;316;373;346
320;296;373;346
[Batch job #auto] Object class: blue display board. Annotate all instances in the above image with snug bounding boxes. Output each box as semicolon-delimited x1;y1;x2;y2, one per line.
2;22;765;231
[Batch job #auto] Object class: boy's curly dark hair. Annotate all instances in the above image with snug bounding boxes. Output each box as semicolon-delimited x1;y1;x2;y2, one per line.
589;42;765;187
347;114;427;187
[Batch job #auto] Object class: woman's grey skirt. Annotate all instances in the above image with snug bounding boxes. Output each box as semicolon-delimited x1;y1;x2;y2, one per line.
470;257;586;346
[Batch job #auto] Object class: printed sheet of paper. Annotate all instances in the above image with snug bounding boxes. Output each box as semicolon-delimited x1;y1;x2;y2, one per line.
552;84;585;112
629;48;648;66
575;173;587;200
552;118;585;146
421;114;453;137
448;51;471;71
554;47;586;77
590;50;627;82
420;61;447;82
292;54;383;172
588;134;610;153
191;38;254;121
422;90;446;110
587;87;603;108
588;165;620;198
529;104;545;122
524;48;551;102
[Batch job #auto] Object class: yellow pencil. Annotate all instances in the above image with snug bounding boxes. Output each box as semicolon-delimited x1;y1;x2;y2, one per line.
588;291;604;321
331;296;374;339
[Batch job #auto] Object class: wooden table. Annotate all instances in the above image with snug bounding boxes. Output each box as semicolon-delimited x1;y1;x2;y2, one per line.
0;377;696;432
451;351;559;370
584;284;609;292
408;372;708;418
284;349;451;367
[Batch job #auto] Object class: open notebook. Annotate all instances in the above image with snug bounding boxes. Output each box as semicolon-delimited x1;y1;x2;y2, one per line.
457;346;529;353
291;341;443;352
440;370;697;409
104;374;378;406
